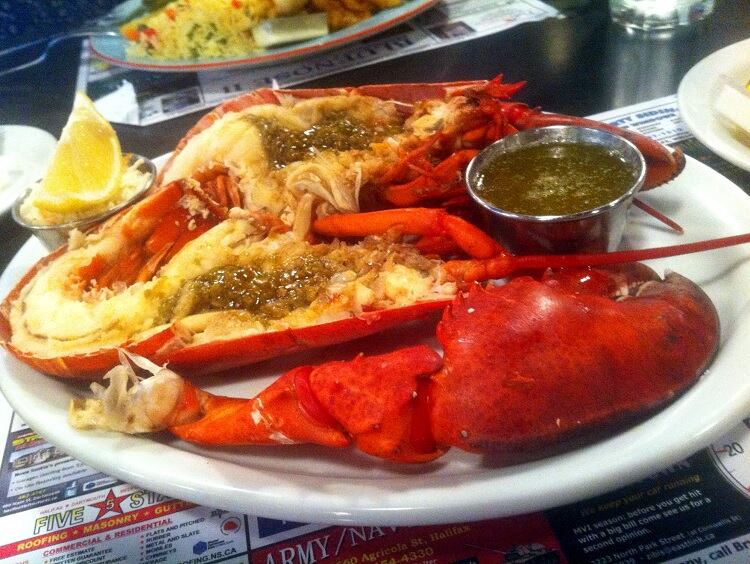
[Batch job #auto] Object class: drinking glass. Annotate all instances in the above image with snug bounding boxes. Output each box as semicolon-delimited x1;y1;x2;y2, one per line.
609;0;715;31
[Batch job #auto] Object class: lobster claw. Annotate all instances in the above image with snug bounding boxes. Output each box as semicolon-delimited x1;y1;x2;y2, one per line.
430;266;720;463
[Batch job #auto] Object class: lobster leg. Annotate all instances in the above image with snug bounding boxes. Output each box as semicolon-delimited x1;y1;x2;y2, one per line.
71;346;445;463
444;231;750;283
383;149;479;207
313;208;506;259
314;208;750;284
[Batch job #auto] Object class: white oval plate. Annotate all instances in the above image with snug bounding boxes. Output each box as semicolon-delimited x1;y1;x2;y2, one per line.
1;155;750;526
678;37;750;172
90;0;438;72
0;126;56;216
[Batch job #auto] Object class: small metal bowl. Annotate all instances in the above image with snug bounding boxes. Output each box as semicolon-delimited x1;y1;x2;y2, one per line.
12;154;156;251
465;125;646;255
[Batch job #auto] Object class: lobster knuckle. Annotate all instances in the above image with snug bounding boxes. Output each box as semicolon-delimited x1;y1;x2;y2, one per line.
309;346;444;462
170;367;351;448
252;367;350;448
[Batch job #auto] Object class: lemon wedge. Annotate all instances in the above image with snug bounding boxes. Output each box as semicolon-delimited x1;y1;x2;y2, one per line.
252;13;329;48
33;92;124;213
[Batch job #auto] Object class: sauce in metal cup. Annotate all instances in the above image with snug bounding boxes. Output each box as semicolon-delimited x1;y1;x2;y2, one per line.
465;125;647;255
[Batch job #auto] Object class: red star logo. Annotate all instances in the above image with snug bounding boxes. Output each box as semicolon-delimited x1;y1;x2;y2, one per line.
89;489;130;519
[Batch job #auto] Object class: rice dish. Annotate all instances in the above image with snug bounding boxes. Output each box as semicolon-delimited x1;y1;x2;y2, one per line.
121;0;280;59
120;0;402;60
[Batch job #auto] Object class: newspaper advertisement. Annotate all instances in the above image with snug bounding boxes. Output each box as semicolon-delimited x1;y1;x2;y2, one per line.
1;96;750;563
75;0;561;126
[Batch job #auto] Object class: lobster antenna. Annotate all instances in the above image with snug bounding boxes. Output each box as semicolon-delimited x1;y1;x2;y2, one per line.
513;232;750;271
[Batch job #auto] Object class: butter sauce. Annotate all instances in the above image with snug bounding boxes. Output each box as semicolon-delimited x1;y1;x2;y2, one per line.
473;142;636;216
174;254;336;321
250;112;397;168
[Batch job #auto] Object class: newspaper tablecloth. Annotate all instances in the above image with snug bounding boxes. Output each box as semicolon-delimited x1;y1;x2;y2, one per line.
76;0;561;126
2;96;750;564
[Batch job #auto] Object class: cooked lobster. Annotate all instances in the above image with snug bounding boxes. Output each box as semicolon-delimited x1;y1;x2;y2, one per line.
0;78;702;379
69;263;719;465
2;77;746;465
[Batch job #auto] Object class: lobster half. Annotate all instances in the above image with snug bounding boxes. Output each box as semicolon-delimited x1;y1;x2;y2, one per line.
158;76;686;195
0;78;705;380
69;263;719;465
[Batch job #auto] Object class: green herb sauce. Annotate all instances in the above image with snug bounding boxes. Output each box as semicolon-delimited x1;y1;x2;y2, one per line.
474;143;637;216
180;255;336;320
250;112;395;168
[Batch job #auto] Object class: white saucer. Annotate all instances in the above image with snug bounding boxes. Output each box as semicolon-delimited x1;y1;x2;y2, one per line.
0;125;57;216
677;38;750;171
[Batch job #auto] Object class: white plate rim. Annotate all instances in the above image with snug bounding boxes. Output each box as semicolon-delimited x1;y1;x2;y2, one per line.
677;37;750;172
89;0;438;72
1;155;750;526
0;125;56;217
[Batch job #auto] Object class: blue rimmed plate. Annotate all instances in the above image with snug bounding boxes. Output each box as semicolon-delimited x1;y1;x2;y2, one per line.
90;0;438;72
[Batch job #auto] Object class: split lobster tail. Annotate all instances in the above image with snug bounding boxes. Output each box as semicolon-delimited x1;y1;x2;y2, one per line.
70;264;720;465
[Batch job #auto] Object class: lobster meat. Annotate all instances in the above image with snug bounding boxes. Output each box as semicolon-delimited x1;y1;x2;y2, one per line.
69;263;719;465
0;78;699;380
0;178;457;378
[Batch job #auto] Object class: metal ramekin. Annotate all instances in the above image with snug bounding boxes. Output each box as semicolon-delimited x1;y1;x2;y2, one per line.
465;125;647;255
12;154;156;251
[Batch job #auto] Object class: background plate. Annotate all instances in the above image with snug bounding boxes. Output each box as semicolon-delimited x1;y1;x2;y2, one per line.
1;156;750;526
90;0;438;72
0;126;56;217
678;37;750;172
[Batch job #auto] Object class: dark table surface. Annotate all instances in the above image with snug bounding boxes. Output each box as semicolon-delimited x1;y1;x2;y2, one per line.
0;0;748;271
